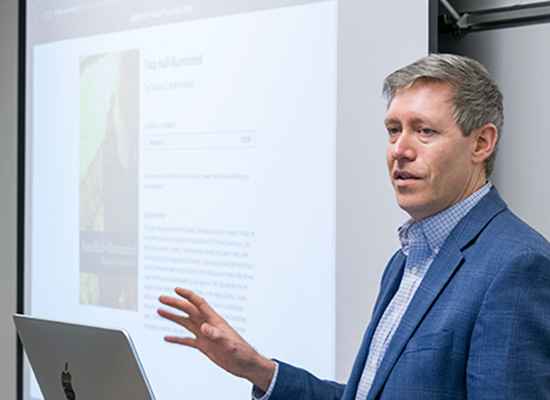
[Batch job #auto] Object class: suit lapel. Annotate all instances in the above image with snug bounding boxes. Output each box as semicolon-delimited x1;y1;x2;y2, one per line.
366;245;464;399
366;253;407;352
365;187;508;400
342;252;406;400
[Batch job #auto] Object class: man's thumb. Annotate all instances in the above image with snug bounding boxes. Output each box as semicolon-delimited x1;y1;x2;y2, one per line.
201;323;220;340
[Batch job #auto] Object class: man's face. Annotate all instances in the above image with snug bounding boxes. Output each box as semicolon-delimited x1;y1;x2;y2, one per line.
385;81;486;221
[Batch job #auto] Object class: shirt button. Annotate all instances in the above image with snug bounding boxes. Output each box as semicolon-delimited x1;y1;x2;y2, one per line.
411;267;418;274
370;360;377;367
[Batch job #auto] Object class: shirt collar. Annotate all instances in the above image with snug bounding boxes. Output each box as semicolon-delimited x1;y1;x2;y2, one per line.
398;182;492;256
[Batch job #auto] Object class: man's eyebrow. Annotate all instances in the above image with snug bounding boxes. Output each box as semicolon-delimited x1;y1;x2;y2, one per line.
384;116;435;126
410;117;433;126
384;117;400;126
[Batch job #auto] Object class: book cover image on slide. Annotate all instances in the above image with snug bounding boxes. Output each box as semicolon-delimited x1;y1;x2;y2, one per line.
79;49;139;310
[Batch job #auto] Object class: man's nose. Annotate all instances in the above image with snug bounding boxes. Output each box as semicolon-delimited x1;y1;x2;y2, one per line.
390;131;416;161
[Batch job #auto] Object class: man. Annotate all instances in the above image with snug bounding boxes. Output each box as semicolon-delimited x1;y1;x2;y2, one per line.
158;54;550;399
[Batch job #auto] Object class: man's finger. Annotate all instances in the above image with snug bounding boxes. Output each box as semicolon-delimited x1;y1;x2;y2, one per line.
175;288;218;317
158;294;201;320
164;335;198;349
157;308;199;333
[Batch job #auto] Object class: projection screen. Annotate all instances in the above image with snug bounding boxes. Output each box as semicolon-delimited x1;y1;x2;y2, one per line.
22;0;429;399
23;0;337;399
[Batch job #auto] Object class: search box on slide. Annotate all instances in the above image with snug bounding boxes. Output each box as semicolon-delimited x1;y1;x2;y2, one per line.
145;130;257;150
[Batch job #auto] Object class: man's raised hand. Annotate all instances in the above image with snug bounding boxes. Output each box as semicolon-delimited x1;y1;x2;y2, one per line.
157;287;276;392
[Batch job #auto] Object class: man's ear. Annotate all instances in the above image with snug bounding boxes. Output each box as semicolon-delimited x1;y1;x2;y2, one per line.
471;123;498;165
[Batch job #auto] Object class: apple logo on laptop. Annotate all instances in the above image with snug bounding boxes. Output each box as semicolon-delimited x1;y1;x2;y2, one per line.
61;362;76;400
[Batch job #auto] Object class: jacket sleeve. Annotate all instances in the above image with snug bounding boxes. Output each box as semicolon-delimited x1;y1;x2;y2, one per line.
268;360;346;400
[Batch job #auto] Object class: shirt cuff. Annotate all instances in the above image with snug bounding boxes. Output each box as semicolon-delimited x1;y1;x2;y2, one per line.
251;361;279;400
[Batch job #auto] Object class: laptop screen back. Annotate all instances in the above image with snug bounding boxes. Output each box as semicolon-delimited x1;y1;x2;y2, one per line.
14;314;155;400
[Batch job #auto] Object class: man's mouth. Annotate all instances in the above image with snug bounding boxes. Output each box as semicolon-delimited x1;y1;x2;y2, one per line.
393;171;419;180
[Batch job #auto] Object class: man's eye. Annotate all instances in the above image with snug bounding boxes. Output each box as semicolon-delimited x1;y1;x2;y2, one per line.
420;128;433;134
387;127;400;134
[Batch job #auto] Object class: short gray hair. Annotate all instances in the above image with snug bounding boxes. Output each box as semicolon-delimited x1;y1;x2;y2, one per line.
383;53;503;178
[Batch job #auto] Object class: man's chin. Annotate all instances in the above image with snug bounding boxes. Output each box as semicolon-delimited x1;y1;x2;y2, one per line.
396;198;432;221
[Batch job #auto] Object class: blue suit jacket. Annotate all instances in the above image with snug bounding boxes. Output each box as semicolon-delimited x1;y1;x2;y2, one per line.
269;188;550;399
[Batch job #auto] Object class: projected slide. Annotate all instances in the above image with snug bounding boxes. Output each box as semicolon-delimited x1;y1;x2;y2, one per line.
25;1;336;399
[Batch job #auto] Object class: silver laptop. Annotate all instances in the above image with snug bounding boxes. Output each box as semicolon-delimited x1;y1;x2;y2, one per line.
14;314;156;400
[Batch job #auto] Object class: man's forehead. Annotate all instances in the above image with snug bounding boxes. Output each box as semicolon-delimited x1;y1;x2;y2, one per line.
388;81;455;110
385;81;456;124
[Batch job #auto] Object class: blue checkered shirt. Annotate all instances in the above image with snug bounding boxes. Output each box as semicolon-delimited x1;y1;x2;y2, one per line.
354;182;492;400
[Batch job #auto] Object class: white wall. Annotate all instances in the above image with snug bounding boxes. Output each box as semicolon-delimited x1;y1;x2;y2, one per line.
0;0;19;398
335;0;427;380
441;23;550;240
